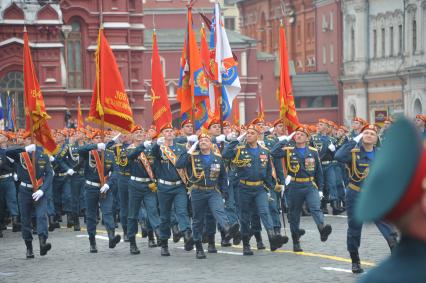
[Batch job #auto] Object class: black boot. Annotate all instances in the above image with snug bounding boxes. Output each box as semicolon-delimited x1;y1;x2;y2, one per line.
12;216;21;232
331;200;344;215
123;226;129;242
220;230;231;247
89;236;97;253
350;251;364;274
154;229;161;247
129;236;140;255
195;241;206;259
39;236;51;256
318;224;332;242
31;217;37;234
242;236;253;256
207;235;217;253
233;230;241;245
66;213;74;228
183;230;194;251
172;224;181;243
320;199;329;215
25;240;34;258
107;230;121;249
298;229;306;239
267;229;288;251
292;233;303;252
160;239;170;256
73;214;81;231
254;231;265;250
222;222;240;242
148;230;157;248
140;221;148;238
48;216;59;232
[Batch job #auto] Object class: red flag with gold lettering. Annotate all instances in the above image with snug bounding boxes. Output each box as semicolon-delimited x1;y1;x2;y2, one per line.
278;23;299;132
87;28;135;133
23;30;58;154
151;31;172;131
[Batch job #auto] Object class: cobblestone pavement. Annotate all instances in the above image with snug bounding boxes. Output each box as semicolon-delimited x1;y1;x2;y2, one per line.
0;214;393;283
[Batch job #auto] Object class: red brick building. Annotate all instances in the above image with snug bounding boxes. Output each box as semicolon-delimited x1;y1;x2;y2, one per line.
0;0;276;128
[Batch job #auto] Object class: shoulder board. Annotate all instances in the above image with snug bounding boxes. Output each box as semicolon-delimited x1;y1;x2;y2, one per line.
236;145;245;150
259;144;269;151
213;152;222;158
351;148;360;153
191;152;199;156
308;146;318;151
283;146;294;150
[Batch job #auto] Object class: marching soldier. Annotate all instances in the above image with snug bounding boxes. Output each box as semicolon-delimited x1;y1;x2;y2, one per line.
77;131;121;253
334;124;398;274
6;133;53;258
176;133;239;259
151;123;193;256
271;125;332;252
223;124;288;255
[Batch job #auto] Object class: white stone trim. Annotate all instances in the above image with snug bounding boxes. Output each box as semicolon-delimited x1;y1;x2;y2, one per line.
87;45;146;51
0;37;63;48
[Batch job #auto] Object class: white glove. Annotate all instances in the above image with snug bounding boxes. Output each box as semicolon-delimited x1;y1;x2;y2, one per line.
13;173;18;182
187;135;198;143
25;144;36;153
216;134;226;143
269;127;274;133
353;133;363;143
32;190;44;201
187;141;199;154
112;133;121;142
100;183;110;194
287;131;296;140
49;156;55;162
237;132;247;143
143;140;152;148
66;169;75;176
278;135;288;142
257;140;265;147
7;156;14;163
319;191;324;200
328;143;336;152
285;175;292;186
157;137;165;146
226;133;237;141
97;143;106;151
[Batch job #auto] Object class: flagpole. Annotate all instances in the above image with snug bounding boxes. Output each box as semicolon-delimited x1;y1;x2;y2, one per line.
216;1;224;135
187;1;196;133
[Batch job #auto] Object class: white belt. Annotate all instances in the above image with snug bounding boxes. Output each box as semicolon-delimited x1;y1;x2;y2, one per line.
130;176;151;183
158;179;182;186
86;180;101;187
20;182;33;188
0;173;12;179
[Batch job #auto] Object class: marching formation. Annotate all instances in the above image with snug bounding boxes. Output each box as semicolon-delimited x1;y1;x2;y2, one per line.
1;114;425;274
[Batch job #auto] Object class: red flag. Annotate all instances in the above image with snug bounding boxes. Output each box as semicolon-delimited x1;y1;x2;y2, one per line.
258;94;264;120
151;31;172;131
278;23;299;132
23;30;58;154
232;97;240;126
77;96;84;129
87;28;135;133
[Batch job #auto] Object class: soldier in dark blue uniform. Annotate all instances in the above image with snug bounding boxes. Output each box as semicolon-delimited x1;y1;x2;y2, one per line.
176;133;239;259
151;123;193;256
271;125;332;252
355;118;426;283
0;132;20;233
6;134;53;258
125;128;161;254
335;124;398;274
223;124;288;255
77;131;121;253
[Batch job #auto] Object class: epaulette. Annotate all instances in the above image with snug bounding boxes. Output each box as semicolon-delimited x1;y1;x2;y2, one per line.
259;144;269;151
283;146;294;150
351;148;360;153
236;145;245;150
213;151;222;158
308;146;318;151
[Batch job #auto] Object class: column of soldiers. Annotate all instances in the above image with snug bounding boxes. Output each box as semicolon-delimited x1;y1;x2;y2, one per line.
0;114;425;273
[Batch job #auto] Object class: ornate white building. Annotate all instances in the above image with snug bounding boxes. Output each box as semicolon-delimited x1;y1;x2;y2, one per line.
341;0;426;125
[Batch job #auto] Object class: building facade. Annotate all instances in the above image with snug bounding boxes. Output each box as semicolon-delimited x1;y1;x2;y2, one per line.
341;0;426;126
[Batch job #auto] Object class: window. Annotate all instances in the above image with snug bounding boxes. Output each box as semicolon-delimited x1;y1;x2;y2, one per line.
390;26;394;56
398;24;403;55
329;11;334;31
67;20;83;89
330;44;334;63
0;72;25;129
412;20;417;53
322;45;327;64
373;29;377;58
381;28;385;57
224;17;235;31
350;28;355;60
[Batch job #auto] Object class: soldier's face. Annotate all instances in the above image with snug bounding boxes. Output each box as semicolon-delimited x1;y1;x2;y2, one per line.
256;123;265;133
362;129;378;145
134;130;145;142
415;118;425;128
383;121;392;129
162;128;175;140
275;123;285;136
208;124;221;137
294;131;308;144
318;122;328;133
337;129;345;138
223;126;231;135
182;124;193;135
198;137;211;150
92;135;101;143
352;121;362;131
246;129;258;144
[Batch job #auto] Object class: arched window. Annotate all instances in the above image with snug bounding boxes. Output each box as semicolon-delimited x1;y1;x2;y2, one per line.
67;20;83;88
349;104;356;120
414;98;422;115
0;72;25;129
